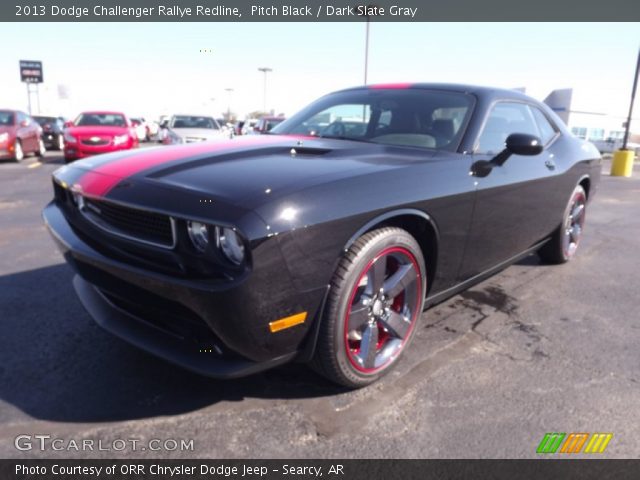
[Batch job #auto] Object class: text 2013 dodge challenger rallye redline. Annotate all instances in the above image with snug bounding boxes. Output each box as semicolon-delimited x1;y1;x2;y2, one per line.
44;84;600;387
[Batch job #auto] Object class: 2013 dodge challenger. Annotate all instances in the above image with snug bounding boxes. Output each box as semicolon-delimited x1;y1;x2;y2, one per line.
44;84;601;387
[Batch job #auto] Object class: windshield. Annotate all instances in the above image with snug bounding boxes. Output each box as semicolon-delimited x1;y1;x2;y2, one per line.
170;116;219;130
0;111;15;126
75;113;126;127
34;116;57;125
272;88;474;151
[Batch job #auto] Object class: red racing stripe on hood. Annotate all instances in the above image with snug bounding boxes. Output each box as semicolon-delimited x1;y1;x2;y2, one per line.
75;136;285;197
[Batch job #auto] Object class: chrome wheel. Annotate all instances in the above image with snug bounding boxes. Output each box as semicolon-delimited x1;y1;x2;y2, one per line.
562;190;586;258
344;246;421;373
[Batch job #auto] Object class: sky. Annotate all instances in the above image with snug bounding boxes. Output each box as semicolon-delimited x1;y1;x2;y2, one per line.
0;22;638;121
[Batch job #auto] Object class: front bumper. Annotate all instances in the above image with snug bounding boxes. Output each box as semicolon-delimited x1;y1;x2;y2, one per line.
42;133;60;148
72;275;295;378
64;143;133;160
0;144;14;160
43;201;327;378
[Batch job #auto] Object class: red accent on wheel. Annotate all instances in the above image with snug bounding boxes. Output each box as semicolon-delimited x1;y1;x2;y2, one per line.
343;246;423;374
563;191;586;258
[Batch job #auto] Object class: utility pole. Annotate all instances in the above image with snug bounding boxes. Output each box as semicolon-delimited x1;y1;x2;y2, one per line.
258;67;272;114
225;88;234;121
611;47;640;177
622;47;640;150
364;19;370;84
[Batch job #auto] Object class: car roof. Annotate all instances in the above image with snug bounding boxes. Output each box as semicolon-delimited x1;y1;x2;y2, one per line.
336;83;536;103
172;114;214;118
79;111;126;115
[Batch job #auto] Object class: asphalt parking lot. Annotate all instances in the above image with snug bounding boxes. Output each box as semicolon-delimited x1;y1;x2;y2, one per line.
0;149;638;459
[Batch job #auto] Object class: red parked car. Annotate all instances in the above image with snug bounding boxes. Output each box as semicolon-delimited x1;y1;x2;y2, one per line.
63;111;138;163
0;109;45;161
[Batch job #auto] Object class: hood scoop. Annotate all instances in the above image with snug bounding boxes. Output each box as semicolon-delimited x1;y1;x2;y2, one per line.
287;146;331;156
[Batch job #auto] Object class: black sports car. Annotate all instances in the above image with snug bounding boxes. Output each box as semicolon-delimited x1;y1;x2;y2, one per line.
33;115;65;150
43;84;601;387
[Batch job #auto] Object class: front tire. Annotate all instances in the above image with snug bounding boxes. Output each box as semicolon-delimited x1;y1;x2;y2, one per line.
36;139;46;157
13;140;24;162
539;184;587;264
311;227;426;388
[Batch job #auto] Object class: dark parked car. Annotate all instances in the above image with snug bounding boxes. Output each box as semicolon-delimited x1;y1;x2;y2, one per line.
0;109;45;161
33;115;65;150
44;84;600;387
248;115;286;134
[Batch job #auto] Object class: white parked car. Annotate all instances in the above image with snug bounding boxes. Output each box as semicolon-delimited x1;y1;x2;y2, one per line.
241;118;259;135
161;115;230;145
592;138;640;155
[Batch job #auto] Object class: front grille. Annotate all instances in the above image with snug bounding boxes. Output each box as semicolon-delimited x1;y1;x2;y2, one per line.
81;198;175;249
81;137;110;146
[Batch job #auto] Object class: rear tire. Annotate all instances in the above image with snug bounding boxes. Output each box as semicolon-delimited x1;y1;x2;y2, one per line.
538;184;587;264
311;227;426;388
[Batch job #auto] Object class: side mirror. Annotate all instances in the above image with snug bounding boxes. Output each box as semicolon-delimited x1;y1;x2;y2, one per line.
471;133;543;178
64;121;74;128
506;133;543;156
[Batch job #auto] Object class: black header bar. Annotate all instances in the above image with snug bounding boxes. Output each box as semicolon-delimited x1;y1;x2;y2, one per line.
5;0;640;22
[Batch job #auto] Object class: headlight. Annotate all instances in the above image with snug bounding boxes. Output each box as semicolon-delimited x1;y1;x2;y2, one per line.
216;227;245;265
187;221;210;253
64;132;77;143
113;134;129;146
0;133;8;143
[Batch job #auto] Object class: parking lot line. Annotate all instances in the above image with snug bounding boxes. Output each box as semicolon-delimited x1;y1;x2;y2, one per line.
27;162;42;169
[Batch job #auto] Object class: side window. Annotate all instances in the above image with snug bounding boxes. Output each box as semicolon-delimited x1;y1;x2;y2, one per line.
531;107;558;145
476;102;540;154
16;112;26;124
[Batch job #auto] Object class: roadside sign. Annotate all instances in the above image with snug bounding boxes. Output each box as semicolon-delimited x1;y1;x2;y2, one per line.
19;60;43;83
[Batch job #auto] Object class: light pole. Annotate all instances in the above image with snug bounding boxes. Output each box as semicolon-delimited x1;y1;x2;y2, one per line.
611;47;640;177
258;67;272;114
621;47;640;150
359;5;379;84
224;88;234;121
364;19;370;84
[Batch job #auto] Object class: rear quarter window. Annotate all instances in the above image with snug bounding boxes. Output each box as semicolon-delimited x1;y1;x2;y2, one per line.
531;107;558;145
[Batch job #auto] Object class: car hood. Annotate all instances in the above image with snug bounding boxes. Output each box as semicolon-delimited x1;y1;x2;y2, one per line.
53;135;438;228
170;128;226;138
66;125;129;136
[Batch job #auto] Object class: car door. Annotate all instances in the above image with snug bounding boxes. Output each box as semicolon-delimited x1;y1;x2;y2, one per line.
15;112;32;151
459;101;563;279
27;115;40;150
